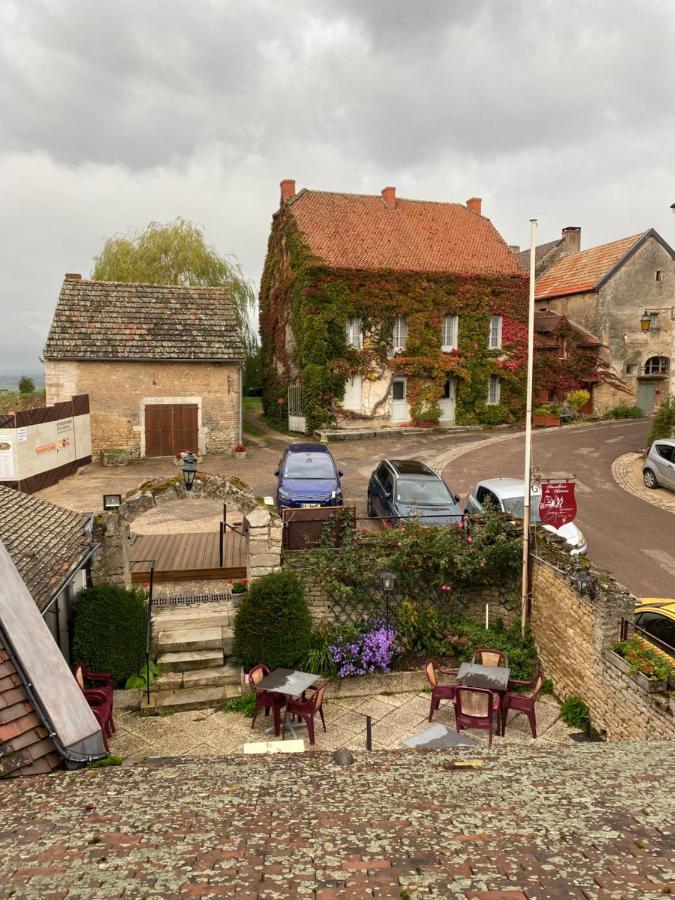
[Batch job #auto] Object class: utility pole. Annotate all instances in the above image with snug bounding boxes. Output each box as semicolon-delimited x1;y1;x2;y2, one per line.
521;218;538;637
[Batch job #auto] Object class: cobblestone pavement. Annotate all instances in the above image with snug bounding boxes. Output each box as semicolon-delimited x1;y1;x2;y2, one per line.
1;741;673;898
109;691;570;758
612;452;675;517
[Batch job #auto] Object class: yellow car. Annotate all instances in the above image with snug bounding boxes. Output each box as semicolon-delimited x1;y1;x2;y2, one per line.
635;599;675;658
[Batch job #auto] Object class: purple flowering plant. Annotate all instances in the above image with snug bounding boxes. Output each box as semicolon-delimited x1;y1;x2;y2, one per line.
329;620;400;678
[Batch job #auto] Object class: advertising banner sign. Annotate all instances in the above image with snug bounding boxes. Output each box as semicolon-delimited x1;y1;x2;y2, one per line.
539;481;577;528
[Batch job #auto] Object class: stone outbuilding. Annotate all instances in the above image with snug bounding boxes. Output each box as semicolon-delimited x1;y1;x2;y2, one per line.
532;229;674;414
44;274;244;457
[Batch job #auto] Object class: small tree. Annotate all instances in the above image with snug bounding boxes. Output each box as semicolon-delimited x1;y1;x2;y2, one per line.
233;570;312;670
18;376;35;394
648;398;675;444
72;585;147;686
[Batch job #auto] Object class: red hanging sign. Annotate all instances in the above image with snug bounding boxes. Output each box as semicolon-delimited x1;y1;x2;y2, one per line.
539;481;577;528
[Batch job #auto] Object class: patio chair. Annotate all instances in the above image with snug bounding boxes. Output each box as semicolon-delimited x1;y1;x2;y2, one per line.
424;659;458;722
454;686;501;747
470;648;508;668
83;687;114;746
249;663;285;736
283;682;328;745
74;662;115;734
90;704;110;752
501;673;543;738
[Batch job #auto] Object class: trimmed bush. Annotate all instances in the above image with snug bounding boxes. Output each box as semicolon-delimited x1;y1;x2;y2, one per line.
233;570;312;670
648;398;675;444
603;404;644;419
72;585;147;686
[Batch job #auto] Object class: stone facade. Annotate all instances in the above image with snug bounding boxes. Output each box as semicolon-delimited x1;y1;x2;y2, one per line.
530;542;675;740
244;505;283;582
90;511;132;590
45;359;242;457
538;235;674;414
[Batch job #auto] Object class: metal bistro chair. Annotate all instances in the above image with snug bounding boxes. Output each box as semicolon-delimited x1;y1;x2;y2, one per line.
249;664;285;736
470;648;509;668
424;659;458;722
454;686;502;747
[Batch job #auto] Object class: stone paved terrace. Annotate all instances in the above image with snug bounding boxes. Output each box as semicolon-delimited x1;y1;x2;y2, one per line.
1;742;673;898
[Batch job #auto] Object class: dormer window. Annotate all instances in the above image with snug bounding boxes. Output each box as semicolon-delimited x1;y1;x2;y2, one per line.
345;317;362;349
442;315;458;351
488;315;503;349
391;317;407;352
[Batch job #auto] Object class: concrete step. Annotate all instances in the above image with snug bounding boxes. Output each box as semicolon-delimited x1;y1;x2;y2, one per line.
157;649;224;673
152;602;236;634
157;626;224;654
154;663;241;692
141;682;241;716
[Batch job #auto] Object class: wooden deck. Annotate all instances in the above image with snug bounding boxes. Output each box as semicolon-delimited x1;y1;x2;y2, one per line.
129;530;246;583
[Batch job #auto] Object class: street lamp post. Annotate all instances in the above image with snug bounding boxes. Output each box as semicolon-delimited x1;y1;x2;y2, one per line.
182;451;198;491
521;218;538;638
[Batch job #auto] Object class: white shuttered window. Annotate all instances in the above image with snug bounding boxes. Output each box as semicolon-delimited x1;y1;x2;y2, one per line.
487;375;501;405
345;317;362;349
489;315;503;349
392;317;407;352
441;314;458;351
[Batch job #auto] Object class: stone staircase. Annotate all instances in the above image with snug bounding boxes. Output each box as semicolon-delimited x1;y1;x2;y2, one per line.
141;599;242;715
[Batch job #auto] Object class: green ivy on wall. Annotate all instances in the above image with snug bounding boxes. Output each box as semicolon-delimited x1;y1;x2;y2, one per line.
259;208;530;432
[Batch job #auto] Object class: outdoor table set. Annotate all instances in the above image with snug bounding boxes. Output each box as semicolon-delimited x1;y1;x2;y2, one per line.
253;667;328;744
257;667;317;739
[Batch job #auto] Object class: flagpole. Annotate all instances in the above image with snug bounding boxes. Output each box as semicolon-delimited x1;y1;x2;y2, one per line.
521;218;538;637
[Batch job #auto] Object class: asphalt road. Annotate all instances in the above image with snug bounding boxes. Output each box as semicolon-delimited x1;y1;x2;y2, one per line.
436;419;674;600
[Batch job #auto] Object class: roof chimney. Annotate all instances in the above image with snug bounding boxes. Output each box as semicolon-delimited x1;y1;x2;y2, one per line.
64;273;82;281
280;179;296;203
466;197;482;215
508;245;520;255
381;186;396;208
562;226;581;254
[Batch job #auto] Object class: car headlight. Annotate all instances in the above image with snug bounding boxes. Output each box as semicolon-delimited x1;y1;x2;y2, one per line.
278;488;291;500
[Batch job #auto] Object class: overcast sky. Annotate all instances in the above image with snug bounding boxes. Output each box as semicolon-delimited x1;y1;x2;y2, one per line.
1;0;674;375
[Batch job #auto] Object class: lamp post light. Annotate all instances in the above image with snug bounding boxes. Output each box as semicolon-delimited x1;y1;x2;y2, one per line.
571;560;596;600
640;310;652;333
182;451;198;491
378;571;396;629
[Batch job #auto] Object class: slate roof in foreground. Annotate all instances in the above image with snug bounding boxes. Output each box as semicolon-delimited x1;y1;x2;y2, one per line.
0;741;672;896
287;189;524;277
44;276;245;362
0;487;91;612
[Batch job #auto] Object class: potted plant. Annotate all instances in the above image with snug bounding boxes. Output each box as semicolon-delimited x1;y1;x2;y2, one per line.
608;636;672;693
532;404;561;427
233;442;247;460
231;579;248;597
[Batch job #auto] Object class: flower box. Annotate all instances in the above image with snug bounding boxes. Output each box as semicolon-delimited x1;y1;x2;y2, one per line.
633;671;668;694
605;649;631;676
532;413;560;428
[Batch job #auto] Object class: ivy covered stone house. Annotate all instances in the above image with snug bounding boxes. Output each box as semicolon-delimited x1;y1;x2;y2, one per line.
259;180;529;432
531;229;675;415
44;274;244;457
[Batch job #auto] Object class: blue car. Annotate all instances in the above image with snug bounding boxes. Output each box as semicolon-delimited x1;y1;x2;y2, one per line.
274;443;344;511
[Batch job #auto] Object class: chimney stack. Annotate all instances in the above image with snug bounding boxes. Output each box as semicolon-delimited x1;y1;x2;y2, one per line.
466;197;482;215
562;226;581;254
65;273;82;281
381;186;396;208
508;245;520;255
280;179;296;203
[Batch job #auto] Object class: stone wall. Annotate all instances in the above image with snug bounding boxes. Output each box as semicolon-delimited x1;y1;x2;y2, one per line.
244;505;283;582
121;472;257;521
45;359;241;456
90;511;132;590
530;540;675;740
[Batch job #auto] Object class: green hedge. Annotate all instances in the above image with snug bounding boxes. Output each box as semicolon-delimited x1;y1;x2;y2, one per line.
72;584;147;686
233;570;312;670
648;398;675;443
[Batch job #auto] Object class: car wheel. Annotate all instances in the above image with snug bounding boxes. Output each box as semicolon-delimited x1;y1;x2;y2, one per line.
643;468;658;489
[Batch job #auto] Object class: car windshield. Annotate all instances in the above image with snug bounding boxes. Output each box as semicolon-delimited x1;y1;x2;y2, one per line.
283;454;335;479
396;478;453;506
501;494;542;524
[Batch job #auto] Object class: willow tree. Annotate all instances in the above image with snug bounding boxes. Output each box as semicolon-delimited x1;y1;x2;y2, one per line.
92;218;257;353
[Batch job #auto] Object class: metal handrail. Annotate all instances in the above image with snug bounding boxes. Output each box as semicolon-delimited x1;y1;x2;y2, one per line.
131;559;156;706
619;616;675;657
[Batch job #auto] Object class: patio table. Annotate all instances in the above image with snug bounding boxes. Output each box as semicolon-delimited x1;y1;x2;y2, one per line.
257;668;319;740
455;661;510;693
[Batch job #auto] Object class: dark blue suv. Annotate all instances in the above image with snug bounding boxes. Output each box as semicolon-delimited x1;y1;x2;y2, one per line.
367;459;462;525
274;443;344;511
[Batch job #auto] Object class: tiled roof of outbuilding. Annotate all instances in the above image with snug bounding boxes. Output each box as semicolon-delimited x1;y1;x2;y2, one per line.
0;632;61;778
0;487;92;612
44;277;245;361
535;233;644;300
287;190;523;277
534;310;601;347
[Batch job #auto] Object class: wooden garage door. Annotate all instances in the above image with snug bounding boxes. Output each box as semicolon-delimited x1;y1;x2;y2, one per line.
145;404;198;457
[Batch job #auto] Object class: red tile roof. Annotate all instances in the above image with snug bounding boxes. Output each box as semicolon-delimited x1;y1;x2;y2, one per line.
287;190;523;277
535;233;644;300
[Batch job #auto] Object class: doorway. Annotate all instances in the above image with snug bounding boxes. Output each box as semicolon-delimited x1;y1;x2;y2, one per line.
144;404;198;456
636;381;656;414
438;375;456;423
390;377;410;422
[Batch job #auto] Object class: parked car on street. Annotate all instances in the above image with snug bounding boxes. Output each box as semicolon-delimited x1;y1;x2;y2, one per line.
635;598;675;658
274;443;343;511
465;477;587;555
642;439;675;492
367;459;463;525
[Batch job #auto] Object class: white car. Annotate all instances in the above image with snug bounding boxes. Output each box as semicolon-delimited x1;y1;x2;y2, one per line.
465;477;587;555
